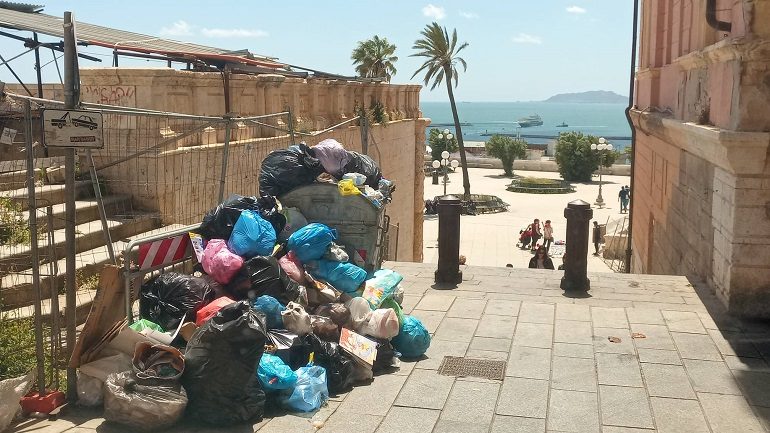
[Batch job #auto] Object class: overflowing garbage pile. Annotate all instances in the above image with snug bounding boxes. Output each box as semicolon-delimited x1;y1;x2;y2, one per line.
73;139;429;431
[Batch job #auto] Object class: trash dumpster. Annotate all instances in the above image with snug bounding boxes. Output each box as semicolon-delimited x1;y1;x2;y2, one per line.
279;183;388;274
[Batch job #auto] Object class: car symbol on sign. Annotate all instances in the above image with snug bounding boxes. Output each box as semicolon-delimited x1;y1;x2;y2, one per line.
72;115;98;130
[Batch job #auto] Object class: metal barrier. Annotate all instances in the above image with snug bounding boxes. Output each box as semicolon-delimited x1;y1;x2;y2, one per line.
122;223;200;322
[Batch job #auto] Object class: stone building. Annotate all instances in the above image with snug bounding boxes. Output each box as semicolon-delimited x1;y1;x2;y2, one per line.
630;0;770;317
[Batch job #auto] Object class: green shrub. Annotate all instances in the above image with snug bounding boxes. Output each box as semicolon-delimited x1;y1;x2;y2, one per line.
554;131;617;181
0;197;30;246
0;316;38;380
485;135;526;177
428;128;458;162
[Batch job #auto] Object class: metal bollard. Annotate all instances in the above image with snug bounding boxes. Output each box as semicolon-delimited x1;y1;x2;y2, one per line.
432;170;440;185
560;199;593;292
435;195;463;284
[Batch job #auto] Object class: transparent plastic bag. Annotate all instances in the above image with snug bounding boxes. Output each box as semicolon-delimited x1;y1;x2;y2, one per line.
103;371;187;431
360;308;400;339
76;372;103;407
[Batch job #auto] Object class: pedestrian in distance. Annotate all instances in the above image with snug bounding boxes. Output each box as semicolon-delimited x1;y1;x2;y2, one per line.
543;220;554;254
528;245;555;269
619;185;630;213
592;221;601;256
529;218;542;252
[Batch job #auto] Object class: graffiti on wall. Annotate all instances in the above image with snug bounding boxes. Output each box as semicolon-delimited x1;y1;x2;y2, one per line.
83;85;136;106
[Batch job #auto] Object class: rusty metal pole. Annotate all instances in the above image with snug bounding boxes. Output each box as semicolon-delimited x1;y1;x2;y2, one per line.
434;195;462;284
561;199;593;292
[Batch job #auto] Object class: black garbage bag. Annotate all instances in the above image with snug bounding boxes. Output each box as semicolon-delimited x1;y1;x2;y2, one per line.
182;301;267;425
267;329;311;370
343;151;382;189
226;256;300;304
139;273;215;331
304;334;355;394
199;194;286;241
259;143;323;197
370;337;399;373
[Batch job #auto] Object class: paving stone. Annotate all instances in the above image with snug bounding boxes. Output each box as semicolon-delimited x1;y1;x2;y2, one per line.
555;303;591;321
661;310;706;334
484;299;521;316
513;322;553;348
707;329;761;358
415;338;468;370
465;349;509;360
626;307;665;325
551;356;597;392
682;359;742;395
414;294;455;311
554;319;593;344
410;309;446;334
591;307;629;329
649;397;710;433
434;317;478;342
491;415;546;433
596;352;644;387
593;328;636;355
440;379;499;424
470;336;511;352
752;405;770;432
697;393;764;433
374;407;440;433
475;314;518;339
320;412;383;433
637;348;682;365
506;346;551;379
394;369;454;409
640;363;696;399
736;371;770;407
671;332;722;361
497;377;549;418
447;298;487;319
553;342;594;359
547;389;600;433
629;323;676;350
601;427;657;433
338;373;408;416
400;295;422;314
599;385;654;429
519;302;555;324
723;355;770;372
432;419;490;433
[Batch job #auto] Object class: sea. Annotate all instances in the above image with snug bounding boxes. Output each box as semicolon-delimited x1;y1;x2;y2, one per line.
420;101;632;150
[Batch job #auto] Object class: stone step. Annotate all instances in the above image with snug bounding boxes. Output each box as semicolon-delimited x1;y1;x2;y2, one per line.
0;168;42;192
0;223;190;312
2;288;97;326
29;195;133;231
2;180;92;210
0;214;159;274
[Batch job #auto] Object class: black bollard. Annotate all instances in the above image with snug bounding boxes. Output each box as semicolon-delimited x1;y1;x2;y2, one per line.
435;195;462;284
432;170;440;185
561;199;593;292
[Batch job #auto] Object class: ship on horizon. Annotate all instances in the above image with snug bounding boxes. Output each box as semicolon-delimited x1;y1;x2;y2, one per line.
516;114;543;128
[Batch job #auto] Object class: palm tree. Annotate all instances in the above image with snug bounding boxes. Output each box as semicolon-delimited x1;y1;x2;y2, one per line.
412;22;471;198
351;36;398;81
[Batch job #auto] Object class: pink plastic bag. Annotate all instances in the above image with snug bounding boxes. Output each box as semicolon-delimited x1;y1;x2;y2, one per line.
312;139;351;177
360;308;400;339
201;239;244;284
278;251;306;284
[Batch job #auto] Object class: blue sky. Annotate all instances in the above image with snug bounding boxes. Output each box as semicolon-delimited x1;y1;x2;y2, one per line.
0;1;634;102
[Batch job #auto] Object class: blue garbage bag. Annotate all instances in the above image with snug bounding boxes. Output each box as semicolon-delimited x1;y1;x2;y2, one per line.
308;260;367;294
257;353;298;391
281;365;328;412
228;210;276;258
287;223;336;262
251;295;285;329
392;315;431;358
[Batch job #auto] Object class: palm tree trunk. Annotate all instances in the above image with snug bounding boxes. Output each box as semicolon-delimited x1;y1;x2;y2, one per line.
444;66;471;199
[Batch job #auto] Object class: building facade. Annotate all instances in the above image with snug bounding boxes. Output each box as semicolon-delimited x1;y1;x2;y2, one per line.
631;0;770;317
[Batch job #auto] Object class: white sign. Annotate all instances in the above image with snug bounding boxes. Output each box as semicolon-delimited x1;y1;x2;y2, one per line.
42;109;104;149
0;127;17;145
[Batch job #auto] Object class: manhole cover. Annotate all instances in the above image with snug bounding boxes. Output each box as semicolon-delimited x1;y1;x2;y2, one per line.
437;356;506;380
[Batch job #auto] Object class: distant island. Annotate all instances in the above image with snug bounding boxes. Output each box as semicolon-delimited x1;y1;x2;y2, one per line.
544;90;627;104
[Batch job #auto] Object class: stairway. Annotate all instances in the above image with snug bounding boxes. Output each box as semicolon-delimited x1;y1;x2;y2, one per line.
0;167;181;325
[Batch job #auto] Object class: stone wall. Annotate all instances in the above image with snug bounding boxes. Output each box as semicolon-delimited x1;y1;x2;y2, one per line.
631;0;770;317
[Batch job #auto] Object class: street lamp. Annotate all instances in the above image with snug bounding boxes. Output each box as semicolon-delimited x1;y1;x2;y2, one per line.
432;150;459;195
590;137;613;208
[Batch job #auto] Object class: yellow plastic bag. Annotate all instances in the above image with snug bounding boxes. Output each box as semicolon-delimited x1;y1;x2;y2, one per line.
338;179;361;196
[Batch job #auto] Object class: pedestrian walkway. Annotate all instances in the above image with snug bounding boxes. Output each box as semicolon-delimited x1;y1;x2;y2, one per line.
12;262;770;433
423;167;631;271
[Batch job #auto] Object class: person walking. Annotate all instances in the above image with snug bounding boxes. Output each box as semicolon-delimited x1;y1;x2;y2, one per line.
543;220;554;254
528;245;555;269
619;185;630;213
592;221;602;256
529;218;542;252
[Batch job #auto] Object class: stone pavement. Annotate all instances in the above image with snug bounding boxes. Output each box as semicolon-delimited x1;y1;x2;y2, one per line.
423;167;632;272
11;261;770;433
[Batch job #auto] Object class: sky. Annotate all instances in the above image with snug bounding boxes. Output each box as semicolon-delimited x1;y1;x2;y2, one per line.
0;1;635;102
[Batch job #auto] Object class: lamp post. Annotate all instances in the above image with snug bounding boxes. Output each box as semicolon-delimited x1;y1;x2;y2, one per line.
432;150;459;196
590;137;613;208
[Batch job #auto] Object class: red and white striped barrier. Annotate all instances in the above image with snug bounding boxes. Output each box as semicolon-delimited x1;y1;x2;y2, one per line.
137;234;191;270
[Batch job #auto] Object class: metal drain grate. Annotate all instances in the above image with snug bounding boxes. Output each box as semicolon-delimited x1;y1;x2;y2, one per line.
437;356;506;380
